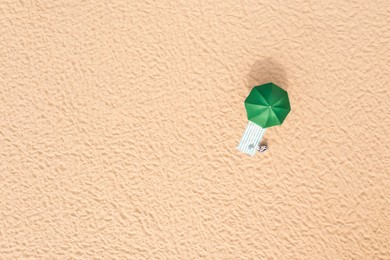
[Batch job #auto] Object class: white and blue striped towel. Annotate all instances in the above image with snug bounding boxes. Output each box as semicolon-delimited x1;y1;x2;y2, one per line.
237;121;266;156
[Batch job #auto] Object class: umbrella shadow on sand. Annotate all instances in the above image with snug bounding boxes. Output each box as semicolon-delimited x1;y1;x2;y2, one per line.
246;58;289;91
246;58;289;147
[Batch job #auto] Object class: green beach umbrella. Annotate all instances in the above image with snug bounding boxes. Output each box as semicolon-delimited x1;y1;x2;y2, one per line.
245;82;291;128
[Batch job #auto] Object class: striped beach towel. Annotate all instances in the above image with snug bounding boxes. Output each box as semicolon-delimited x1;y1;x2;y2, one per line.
237;121;266;156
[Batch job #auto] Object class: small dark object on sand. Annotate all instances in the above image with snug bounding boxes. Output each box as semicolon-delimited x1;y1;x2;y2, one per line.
258;145;268;153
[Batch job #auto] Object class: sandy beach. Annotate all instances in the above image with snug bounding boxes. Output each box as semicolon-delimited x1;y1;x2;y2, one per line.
1;1;389;259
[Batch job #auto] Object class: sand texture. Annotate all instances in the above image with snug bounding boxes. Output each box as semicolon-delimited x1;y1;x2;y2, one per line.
1;1;389;259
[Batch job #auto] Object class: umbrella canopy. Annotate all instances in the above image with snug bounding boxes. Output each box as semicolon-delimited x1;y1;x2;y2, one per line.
244;82;291;128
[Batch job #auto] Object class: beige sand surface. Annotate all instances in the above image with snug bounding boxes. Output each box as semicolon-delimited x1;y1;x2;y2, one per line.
1;1;389;259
